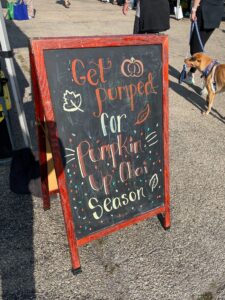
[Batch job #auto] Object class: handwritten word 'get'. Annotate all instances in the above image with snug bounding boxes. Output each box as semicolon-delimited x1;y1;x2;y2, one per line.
71;58;112;86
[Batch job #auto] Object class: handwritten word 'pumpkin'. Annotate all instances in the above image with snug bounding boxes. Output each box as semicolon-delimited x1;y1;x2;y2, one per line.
121;57;144;78
134;103;151;126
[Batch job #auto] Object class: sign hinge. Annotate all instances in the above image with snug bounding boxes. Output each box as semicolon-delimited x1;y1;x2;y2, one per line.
0;50;14;58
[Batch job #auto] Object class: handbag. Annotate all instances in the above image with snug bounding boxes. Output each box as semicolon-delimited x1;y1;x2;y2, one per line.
178;20;204;84
6;1;15;20
178;64;188;84
13;0;29;20
174;0;183;20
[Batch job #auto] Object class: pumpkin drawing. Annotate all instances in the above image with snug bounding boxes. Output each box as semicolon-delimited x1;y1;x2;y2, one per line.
121;57;144;77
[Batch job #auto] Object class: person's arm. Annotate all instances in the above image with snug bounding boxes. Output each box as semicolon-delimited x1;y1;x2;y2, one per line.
122;0;129;15
190;0;201;21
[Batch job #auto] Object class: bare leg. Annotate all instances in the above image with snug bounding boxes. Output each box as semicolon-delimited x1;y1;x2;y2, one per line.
25;0;34;17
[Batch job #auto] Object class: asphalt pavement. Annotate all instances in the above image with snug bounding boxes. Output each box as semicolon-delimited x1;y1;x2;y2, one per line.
1;0;225;299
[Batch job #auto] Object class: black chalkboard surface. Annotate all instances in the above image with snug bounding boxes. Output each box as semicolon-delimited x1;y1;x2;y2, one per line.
44;44;165;239
31;35;170;271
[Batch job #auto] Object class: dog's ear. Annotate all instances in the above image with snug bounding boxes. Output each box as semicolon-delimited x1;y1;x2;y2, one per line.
193;53;202;63
190;57;196;61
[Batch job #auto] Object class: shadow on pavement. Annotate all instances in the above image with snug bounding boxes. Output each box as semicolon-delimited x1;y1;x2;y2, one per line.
55;0;66;8
0;129;65;298
0;9;39;298
0;166;36;299
0;16;37;299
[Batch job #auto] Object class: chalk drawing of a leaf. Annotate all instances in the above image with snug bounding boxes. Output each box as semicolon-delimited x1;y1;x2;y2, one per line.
134;103;151;126
149;173;159;192
63;90;84;112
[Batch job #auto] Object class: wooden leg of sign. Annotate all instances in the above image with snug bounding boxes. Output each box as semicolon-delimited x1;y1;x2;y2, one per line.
30;49;50;210
38;121;51;210
157;206;170;230
68;232;82;274
64;206;82;273
163;188;171;229
70;249;82;274
72;267;82;275
163;208;171;230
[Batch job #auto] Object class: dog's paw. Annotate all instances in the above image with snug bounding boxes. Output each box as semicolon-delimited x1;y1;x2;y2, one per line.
202;110;210;116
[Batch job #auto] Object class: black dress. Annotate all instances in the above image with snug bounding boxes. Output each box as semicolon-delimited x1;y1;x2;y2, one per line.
201;0;224;29
138;0;170;34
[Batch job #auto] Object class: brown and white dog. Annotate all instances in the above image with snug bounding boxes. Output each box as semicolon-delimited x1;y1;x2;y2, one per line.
184;53;225;115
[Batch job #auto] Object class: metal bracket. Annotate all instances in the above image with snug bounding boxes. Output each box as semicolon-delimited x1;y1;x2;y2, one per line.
0;50;14;58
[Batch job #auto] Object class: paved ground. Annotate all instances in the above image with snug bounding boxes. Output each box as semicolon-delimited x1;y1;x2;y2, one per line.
1;0;225;299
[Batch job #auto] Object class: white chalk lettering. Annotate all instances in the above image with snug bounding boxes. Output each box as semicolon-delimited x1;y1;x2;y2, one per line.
88;187;146;220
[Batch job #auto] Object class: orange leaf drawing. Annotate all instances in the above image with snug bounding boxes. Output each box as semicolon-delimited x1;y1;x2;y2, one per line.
134;103;151;126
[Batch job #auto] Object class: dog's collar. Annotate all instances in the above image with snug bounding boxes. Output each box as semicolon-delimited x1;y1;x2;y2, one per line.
201;60;219;78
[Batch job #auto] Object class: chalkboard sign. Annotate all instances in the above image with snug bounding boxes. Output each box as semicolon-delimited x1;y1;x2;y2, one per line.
30;35;170;273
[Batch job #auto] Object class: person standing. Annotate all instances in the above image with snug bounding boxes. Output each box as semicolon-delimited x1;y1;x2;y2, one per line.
184;0;224;84
24;0;35;18
122;0;170;34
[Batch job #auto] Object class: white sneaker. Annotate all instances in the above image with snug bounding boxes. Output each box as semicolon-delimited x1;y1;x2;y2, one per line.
183;72;195;85
200;86;208;96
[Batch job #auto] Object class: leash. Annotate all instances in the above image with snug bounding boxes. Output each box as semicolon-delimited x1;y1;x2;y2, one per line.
184;20;204;59
189;20;205;53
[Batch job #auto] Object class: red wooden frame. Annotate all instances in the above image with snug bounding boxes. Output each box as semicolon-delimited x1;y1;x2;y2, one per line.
30;35;170;273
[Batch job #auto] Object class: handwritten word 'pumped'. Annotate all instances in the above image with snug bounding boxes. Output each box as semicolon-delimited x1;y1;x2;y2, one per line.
93;72;157;117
